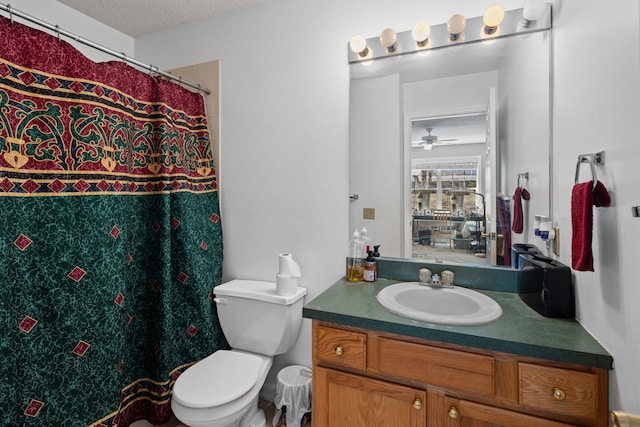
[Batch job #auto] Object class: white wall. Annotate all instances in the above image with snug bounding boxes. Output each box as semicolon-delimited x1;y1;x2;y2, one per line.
133;0;640;412
349;74;402;257
552;0;640;413
8;0;133;62
498;31;551;247
135;0;355;395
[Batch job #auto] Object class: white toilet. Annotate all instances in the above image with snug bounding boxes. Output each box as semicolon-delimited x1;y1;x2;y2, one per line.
171;279;307;427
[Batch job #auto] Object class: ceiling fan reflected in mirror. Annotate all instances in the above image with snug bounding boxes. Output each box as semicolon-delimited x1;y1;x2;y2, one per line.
420;127;458;150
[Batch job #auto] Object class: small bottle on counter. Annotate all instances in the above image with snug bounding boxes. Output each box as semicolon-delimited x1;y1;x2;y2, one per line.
363;251;377;282
373;245;381;257
360;227;372;257
347;229;364;282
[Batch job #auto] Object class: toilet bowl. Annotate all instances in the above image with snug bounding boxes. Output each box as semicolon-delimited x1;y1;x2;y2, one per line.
172;350;272;427
171;280;307;427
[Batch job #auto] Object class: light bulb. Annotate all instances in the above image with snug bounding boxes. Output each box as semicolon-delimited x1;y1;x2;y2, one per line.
349;35;369;58
522;0;546;27
483;6;504;34
380;28;398;53
412;22;431;47
447;14;466;41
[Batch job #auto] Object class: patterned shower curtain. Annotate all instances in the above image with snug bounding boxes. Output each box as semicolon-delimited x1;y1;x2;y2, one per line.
0;16;224;426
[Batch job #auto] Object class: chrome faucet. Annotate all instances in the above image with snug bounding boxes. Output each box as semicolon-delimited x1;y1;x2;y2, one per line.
418;268;455;288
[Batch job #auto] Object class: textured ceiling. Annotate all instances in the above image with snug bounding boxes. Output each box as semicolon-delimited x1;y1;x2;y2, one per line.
57;0;264;37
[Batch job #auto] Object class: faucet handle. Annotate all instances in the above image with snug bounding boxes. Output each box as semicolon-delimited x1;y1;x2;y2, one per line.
419;268;432;284
441;270;455;286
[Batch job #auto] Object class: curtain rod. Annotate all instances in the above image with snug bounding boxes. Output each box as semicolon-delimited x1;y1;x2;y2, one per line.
0;3;211;95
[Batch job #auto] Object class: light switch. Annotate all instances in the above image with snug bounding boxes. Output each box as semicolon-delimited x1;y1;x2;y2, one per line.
363;208;375;219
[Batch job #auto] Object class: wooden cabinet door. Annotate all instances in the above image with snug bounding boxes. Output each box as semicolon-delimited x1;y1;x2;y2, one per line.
314;366;427;427
443;396;576;427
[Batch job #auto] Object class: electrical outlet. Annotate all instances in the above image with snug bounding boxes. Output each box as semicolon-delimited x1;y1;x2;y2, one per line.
363;208;375;220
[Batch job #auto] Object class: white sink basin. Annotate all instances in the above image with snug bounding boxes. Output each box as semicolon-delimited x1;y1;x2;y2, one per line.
376;282;502;325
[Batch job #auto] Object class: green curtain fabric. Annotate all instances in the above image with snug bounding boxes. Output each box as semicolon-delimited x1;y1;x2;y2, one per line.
1;16;224;426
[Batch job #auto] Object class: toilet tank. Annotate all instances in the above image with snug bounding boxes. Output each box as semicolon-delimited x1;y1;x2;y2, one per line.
213;280;307;356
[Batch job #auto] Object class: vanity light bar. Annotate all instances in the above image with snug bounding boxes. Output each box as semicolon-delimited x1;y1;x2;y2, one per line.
347;4;551;64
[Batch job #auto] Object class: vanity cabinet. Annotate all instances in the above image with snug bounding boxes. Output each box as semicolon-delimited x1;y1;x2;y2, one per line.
312;321;608;427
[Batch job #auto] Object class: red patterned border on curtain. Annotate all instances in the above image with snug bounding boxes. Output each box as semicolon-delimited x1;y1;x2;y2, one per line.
0;15;217;196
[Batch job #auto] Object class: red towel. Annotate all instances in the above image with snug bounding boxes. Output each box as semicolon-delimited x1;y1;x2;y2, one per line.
512;187;523;234
571;180;610;271
511;187;530;234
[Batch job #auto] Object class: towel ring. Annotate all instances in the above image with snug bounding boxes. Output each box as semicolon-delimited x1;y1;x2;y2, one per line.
574;154;601;190
574;156;597;189
517;172;529;188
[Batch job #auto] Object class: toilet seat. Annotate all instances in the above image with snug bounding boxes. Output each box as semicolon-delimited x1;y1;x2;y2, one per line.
173;350;262;408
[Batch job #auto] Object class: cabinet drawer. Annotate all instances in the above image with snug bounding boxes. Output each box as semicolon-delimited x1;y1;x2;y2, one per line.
316;326;366;370
519;362;598;419
378;337;494;397
443;396;575;427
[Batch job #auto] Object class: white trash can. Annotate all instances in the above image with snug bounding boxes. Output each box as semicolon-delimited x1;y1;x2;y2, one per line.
272;365;312;427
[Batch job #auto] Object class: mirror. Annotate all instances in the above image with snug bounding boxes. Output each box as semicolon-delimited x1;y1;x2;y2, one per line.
410;112;488;262
349;27;551;267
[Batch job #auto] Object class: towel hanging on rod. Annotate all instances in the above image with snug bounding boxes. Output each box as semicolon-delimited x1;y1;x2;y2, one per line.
571;150;609;271
574;151;605;190
512;172;530;234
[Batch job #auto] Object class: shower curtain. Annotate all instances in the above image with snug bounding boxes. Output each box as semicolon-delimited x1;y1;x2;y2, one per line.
0;16;224;426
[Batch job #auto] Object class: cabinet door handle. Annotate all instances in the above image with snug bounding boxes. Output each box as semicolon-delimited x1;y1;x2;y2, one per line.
448;406;459;419
412;398;423;410
334;345;343;356
553;387;566;401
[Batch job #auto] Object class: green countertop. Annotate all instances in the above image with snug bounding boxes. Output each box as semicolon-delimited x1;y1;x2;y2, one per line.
303;278;613;370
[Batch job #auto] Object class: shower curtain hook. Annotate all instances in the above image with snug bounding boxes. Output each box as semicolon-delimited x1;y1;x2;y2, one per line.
55;25;61;42
7;4;13;25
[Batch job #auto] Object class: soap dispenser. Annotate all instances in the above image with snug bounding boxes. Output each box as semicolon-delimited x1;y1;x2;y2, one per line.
360;227;372;256
373;245;381;257
347;229;364;282
363;250;377;282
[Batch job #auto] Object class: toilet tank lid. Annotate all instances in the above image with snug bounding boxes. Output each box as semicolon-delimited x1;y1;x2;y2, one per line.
214;280;307;305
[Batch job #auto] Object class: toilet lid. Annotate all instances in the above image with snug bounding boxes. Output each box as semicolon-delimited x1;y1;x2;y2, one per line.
173;350;262;408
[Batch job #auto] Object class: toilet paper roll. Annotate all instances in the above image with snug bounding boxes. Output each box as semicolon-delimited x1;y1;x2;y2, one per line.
278;253;301;277
276;274;298;296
